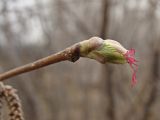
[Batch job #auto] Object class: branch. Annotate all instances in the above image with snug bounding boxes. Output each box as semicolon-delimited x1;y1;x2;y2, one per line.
0;42;80;81
0;37;136;82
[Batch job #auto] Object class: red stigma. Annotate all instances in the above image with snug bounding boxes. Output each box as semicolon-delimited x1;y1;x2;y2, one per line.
124;49;138;87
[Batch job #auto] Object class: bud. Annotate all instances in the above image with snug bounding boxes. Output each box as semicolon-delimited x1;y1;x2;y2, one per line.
79;37;138;86
80;37;128;64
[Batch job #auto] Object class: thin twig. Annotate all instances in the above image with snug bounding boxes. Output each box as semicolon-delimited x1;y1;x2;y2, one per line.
0;43;80;81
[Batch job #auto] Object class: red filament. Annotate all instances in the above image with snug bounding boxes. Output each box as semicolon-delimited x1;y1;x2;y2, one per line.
124;49;138;87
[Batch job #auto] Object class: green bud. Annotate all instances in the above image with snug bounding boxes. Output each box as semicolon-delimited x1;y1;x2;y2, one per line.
79;37;127;64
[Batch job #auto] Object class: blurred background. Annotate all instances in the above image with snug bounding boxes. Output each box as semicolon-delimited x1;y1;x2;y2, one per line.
0;0;160;120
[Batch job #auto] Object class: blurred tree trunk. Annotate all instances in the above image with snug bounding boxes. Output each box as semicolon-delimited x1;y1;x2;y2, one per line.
100;0;115;120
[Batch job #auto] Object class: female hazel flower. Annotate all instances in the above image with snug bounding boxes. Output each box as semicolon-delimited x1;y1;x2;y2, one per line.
124;49;138;86
80;37;138;86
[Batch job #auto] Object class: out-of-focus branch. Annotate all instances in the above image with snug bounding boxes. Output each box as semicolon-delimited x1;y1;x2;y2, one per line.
0;37;129;81
100;0;110;39
142;51;159;120
100;0;115;119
